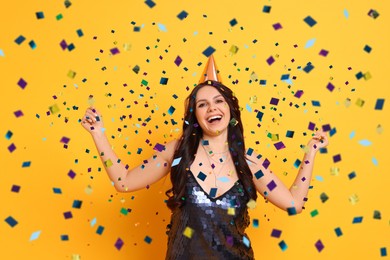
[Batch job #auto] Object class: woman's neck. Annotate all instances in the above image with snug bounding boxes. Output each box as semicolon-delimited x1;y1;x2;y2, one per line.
201;132;229;153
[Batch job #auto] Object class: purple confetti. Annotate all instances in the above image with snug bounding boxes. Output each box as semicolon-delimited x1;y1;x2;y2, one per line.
315;239;324;252
115;238;124;250
333;154;341;163
266;56;275;65
267;180;277;191
326;82;335;92
271;229;282;238
319;49;329;57
17;78;27;89
153;143;165;152
68;169;76;179
294;90;304;98
274;141;286;150
60;40;68;50
273;23;282;30
174;56;182;66
63;211;73;219
308;122;316;131
8;143;16;153
14;110;24;117
110;47;120;55
60;136;70;144
262;158;270;169
270;98;279;105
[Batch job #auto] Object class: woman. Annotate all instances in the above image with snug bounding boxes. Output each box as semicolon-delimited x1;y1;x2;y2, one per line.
81;56;328;259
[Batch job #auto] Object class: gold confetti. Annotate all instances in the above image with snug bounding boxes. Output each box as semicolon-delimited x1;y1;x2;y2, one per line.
183;226;194;238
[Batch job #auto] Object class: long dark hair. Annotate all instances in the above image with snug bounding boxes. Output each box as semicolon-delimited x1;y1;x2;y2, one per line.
165;80;257;211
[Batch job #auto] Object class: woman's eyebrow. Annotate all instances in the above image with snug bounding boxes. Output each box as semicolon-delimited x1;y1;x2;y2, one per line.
196;95;223;103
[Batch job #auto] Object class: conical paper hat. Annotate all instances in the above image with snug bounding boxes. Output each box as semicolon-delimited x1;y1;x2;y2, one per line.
198;55;222;83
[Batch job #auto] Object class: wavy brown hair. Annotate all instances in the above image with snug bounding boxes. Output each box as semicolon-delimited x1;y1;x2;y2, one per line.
165;80;257;211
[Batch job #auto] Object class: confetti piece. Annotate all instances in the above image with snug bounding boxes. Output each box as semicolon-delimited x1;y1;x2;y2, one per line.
174;56;182;66
293;159;301;168
72;200;82;209
374;99;385;110
315;240;324;252
326;82;335;92
0;49;4;57
30;231;41;241
90;218;97;227
209;188;218;198
252;219;259;228
256;111;263;122
227;207;235;215
115;238;124;250
177;10;188;20
263;5;271;13
168;106;176;115
243;236;250;247
352;216;363;224
76;29;83;37
183;226;194;238
332;154;341;163
68;170;76;179
358;140;372;146
144;0;156;8
271;229;282;238
334;227;343;237
368;9;379;19
104;159;113;167
8;143;16;152
18;78;27;89
363;45;372;53
53;187;62;194
287;207;297;216
61;234;69;241
64;211;73;219
247;199;257;209
197;171;207;181
272;23;282;30
96;226;104;235
372;157;378;166
15;35;26;45
160;77;168;85
274;141;285;150
310;209;319;217
303;16;317;27
144;236;152;244
36;12;44;19
202;46;216;57
267;180;277;191
5;216;18;227
11;185;20;193
22;161;31;167
373;210;381;220
279;240;288;251
229;18;238;27
171;157;182;167
380;247;387;257
320;192;329;203
343;9;349;19
110;47;120;55
71;255;80;260
157;23;167;32
305;38;316;48
29;40;37;49
217;176;230;182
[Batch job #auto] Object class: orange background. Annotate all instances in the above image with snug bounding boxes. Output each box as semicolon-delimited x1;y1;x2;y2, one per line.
1;0;389;259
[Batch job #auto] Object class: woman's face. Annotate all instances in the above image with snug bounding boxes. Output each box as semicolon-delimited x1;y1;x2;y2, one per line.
194;85;231;137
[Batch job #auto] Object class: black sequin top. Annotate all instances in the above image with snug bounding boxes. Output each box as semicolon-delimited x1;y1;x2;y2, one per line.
165;171;255;260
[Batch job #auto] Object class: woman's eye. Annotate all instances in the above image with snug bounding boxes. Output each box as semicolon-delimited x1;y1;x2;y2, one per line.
198;103;205;108
216;99;224;103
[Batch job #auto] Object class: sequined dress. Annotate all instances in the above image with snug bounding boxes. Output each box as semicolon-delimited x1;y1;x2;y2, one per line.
165;171;255;260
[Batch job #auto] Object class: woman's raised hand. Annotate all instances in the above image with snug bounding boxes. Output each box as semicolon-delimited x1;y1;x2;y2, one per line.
81;107;104;135
307;130;329;154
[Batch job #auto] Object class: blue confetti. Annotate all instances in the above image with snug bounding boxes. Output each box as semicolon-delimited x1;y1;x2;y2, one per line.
217;176;230;183
305;38;316;48
246;104;252;112
315;175;324;182
30;230;41;241
157;23;167;32
90;218;97;227
171;157;182;167
344;9;349;19
358;140;372;146
243;236;250;248
0;49;4;57
349;131;355;139
372;157;378;166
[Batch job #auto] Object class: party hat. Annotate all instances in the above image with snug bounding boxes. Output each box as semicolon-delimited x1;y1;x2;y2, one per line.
198;55;222;83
